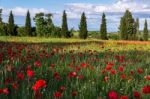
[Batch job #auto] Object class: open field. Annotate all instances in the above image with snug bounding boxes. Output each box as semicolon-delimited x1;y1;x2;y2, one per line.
0;37;150;99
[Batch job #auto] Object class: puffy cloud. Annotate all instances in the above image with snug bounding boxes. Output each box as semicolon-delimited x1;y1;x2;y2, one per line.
1;7;49;16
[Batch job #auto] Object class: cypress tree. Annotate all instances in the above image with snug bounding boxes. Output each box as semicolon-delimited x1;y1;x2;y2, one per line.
61;10;69;38
119;10;136;40
8;11;15;36
0;9;2;23
120;17;127;40
25;10;32;36
143;19;149;41
79;12;88;39
100;13;107;40
136;18;139;34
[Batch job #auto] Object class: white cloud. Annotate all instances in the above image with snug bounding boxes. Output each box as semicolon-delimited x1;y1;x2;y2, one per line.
66;0;150;14
1;7;49;16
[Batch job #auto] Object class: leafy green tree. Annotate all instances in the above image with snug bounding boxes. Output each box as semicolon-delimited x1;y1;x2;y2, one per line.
51;26;62;37
119;10;136;40
143;19;149;41
17;27;26;36
79;12;88;39
61;10;70;38
25;10;32;36
100;13;107;40
8;11;16;36
34;12;46;36
45;13;54;36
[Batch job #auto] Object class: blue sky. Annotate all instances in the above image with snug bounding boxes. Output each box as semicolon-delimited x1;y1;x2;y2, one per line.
0;0;150;32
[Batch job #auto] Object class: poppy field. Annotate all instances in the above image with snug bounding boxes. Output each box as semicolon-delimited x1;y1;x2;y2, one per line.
0;38;150;99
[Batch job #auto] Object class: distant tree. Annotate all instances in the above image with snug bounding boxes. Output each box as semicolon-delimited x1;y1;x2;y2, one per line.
119;10;136;40
61;10;70;38
25;10;32;36
0;9;4;36
79;12;88;39
34;12;46;36
8;11;16;36
51;26;62;37
120;17;127;40
100;13;107;40
0;9;2;23
143;19;149;41
17;27;26;36
45;13;54;36
136;18;139;34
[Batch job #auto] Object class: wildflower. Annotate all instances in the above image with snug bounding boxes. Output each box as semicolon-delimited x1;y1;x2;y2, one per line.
144;75;150;80
17;72;24;80
34;60;41;67
54;72;61;80
120;96;128;99
60;86;65;92
80;62;87;68
108;90;118;99
104;76;109;81
12;83;17;90
3;88;9;95
118;66;124;72
120;74;126;79
54;92;62;98
110;69;117;75
78;74;83;80
133;91;140;98
32;80;46;91
27;70;34;77
142;85;150;94
71;91;78;97
137;68;143;74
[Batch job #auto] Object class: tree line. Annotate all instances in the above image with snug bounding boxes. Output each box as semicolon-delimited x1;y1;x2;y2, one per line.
0;9;149;40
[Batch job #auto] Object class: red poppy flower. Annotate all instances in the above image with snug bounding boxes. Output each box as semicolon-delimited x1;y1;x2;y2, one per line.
104;76;109;81
120;74;126;79
17;72;24;80
68;72;77;78
75;66;81;72
27;70;34;77
108;90;118;99
0;89;3;94
54;92;62;98
54;72;61;80
106;65;112;71
145;75;150;80
34;60;41;67
142;85;150;94
133;91;140;98
60;86;65;92
78;74;83;80
3;88;9;95
12;83;17;90
80;62;87;68
50;64;55;68
34;90;42;99
118;66;124;72
137;68;143;74
110;69;117;75
120;96;128;99
130;70;134;75
32;79;47;91
71;91;78;97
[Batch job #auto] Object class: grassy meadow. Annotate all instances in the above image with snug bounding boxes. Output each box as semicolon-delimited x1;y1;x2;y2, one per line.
0;36;150;99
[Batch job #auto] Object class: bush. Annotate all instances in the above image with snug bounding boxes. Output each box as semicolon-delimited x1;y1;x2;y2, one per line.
17;27;27;36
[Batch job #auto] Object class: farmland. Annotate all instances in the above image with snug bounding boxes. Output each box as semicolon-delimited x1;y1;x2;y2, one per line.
0;37;150;99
